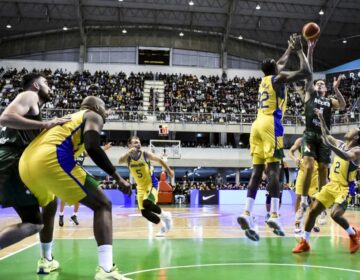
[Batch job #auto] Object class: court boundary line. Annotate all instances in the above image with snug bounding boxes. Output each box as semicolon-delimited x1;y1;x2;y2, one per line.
123;262;360;276
0;241;38;261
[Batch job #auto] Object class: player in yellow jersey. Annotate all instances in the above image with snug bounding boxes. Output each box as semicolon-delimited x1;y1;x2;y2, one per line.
237;34;312;241
119;136;175;237
293;109;360;254
288;137;320;233
19;96;132;280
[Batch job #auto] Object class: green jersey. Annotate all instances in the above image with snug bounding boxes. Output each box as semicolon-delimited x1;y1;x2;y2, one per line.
0;113;42;149
305;91;332;134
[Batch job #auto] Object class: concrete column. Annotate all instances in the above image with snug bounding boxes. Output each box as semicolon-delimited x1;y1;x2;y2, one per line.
209;132;214;146
235;169;240;185
234;133;241;148
220;132;227;146
79;44;86;73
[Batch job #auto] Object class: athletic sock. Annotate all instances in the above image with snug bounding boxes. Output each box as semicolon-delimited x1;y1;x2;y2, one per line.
301;196;308;205
303;231;311;242
270;197;280;216
41;242;53;261
98;245;113;272
346;226;356;236
244;197;255;214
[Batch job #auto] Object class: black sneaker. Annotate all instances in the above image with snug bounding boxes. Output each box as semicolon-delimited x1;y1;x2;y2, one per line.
59;215;64;227
70;215;79;225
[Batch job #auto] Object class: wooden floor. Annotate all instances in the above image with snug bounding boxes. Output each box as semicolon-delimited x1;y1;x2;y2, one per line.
0;205;360;280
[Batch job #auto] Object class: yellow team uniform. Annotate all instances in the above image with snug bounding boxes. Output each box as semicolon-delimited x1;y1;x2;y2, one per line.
314;143;357;208
295;157;319;197
128;151;159;209
250;75;288;164
19;110;99;206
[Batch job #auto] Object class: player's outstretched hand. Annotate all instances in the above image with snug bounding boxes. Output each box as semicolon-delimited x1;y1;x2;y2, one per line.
44;116;71;129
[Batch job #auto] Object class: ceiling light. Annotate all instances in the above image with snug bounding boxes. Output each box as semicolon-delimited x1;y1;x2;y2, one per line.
255;4;261;10
319;9;324;15
238;35;243;40
189;1;194;6
6;24;12;29
179;32;184;37
342;39;347;44
118;0;123;2
122;28;127;34
62;26;68;31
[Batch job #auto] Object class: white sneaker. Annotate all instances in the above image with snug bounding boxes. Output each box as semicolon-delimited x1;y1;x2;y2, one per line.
162;211;173;233
237;212;259;241
156;222;166;237
37;257;60;274
294;220;302;234
318;210;327;225
267;215;285;236
95;265;132;280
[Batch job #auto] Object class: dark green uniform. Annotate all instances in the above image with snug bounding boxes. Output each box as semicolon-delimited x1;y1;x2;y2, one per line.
302;91;332;164
0;114;41;207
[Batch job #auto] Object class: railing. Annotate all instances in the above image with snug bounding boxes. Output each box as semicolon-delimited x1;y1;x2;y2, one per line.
1;107;359;126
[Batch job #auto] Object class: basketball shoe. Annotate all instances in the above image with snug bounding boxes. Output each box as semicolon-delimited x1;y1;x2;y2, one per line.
59;215;64;227
95;265;132;280
267;214;285;236
237;211;259;241
37;257;60;274
292;238;310;253
70;215;79;225
349;228;360;254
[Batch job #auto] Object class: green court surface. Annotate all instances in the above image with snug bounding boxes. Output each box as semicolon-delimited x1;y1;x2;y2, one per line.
1;237;359;280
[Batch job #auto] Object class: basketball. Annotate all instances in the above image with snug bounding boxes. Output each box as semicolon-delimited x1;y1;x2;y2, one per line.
302;22;320;41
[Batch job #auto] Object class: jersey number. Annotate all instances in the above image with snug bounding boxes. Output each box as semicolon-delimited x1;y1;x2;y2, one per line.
334;162;340;174
136;169;143;178
258;91;269;109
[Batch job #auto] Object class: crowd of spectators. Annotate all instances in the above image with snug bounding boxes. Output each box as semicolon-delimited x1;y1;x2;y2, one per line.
1;67;360;125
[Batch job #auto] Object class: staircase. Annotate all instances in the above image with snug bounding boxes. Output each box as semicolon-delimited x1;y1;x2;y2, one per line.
143;80;165;116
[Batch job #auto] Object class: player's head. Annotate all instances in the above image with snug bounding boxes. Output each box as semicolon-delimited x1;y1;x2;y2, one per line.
314;79;327;94
127;136;141;150
80;96;107;122
22;72;51;102
344;127;360;145
261;58;277;76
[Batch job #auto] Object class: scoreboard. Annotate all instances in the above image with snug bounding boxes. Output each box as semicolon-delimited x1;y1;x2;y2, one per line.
138;48;170;66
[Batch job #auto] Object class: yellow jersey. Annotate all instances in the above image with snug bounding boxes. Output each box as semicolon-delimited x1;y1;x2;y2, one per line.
257;75;287;120
28;110;87;158
128;151;158;188
329;143;358;187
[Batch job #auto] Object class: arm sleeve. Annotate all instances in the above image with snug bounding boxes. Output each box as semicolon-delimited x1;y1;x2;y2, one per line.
84;130;116;176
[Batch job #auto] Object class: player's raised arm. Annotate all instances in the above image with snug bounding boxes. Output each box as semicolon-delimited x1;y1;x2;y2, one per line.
303;40;316;100
0;91;68;129
288;138;302;167
145;151;175;178
274;34;312;85
331;75;346;110
314;108;340;147
276;38;294;73
118;147;137;164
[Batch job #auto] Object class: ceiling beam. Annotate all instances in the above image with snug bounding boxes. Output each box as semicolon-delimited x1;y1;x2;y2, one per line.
319;0;341;33
222;0;236;53
74;0;86;44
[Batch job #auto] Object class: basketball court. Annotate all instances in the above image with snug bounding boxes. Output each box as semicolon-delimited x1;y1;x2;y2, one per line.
1;204;359;280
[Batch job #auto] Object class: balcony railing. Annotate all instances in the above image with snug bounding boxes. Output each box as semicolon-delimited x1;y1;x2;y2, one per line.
1;107;359;126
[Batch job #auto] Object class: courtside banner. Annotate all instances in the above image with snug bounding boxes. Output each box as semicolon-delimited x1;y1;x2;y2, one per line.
199;190;219;205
